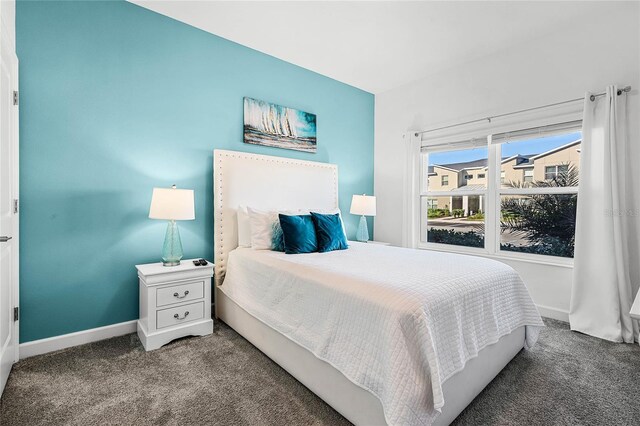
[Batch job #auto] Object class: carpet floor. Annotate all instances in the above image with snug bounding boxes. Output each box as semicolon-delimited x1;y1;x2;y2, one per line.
1;318;638;425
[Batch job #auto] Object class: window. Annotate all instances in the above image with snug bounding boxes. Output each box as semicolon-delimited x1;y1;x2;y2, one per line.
420;121;581;259
421;145;487;249
523;169;534;183
496;124;580;258
545;165;569;180
441;175;449;186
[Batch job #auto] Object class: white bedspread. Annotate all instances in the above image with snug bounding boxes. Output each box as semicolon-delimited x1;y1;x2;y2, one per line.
221;243;544;425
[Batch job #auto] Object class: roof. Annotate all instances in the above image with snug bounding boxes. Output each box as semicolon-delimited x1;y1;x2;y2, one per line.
530;139;581;160
428;140;581;174
512;139;581;169
452;184;486;192
428;158;488;174
429;156;521;173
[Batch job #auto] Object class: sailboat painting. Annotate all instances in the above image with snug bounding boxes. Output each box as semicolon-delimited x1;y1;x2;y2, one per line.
243;97;317;153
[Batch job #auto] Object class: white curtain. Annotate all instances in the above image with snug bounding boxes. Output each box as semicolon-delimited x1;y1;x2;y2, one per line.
570;86;639;343
402;132;421;249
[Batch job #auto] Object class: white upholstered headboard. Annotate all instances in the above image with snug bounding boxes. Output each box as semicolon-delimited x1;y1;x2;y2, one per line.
213;150;339;286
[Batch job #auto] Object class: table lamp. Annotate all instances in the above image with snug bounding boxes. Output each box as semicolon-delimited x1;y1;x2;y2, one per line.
350;194;376;242
149;185;195;266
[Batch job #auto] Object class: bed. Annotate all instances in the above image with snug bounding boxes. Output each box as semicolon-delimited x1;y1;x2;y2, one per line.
213;149;544;425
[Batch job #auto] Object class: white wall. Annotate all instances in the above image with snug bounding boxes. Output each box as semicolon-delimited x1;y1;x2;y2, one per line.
374;4;640;320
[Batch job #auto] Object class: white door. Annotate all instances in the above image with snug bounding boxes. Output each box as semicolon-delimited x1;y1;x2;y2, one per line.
0;21;19;396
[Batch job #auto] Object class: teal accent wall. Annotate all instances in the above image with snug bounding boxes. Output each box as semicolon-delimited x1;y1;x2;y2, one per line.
17;1;374;342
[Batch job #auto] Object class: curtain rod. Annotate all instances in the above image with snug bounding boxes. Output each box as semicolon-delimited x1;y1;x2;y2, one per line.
415;85;632;137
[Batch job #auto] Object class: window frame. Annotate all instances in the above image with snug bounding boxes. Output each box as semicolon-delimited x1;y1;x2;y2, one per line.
420;144;488;256
523;168;534;183
544;164;570;180
544;166;555;180
418;126;580;267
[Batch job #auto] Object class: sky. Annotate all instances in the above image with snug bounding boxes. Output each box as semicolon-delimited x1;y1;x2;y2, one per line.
428;132;582;166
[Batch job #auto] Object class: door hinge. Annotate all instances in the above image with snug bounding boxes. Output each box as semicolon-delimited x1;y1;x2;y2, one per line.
13;91;18;106
13;199;18;214
13;307;19;321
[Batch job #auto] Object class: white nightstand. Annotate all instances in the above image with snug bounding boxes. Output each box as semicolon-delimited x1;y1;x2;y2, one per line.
136;259;214;351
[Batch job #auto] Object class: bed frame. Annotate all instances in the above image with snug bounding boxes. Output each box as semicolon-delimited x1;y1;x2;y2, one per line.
213;149;525;425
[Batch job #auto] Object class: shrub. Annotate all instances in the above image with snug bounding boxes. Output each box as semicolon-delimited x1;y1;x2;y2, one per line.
466;211;484;221
427;208;450;218
427;228;484;248
500;238;574;258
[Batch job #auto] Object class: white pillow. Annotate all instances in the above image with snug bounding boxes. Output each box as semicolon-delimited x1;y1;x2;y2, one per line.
237;206;251;247
247;207;279;250
247;207;305;250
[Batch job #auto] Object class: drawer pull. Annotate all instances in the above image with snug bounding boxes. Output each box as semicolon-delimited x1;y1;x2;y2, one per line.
173;311;190;320
173;290;190;299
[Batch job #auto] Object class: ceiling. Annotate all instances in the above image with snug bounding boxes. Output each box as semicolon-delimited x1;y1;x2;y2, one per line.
130;1;620;94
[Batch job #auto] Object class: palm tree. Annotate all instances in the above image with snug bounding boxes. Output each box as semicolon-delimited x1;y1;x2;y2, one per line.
500;164;578;257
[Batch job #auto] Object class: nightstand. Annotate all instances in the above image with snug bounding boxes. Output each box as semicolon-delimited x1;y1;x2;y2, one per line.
136;259;214;351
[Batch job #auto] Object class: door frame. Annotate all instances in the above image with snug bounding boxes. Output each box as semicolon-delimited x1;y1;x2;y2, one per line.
10;34;18;365
1;14;19;365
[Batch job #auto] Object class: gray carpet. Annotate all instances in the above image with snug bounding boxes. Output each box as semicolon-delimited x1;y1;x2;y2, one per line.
1;318;638;425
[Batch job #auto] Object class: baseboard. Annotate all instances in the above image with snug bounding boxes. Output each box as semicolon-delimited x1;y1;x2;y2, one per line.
17;304;567;359
19;320;137;360
536;304;569;323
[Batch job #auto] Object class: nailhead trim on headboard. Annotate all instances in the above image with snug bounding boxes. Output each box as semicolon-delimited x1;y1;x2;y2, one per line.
213;150;338;287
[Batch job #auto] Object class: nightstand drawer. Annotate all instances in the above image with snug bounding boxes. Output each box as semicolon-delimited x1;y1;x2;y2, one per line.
156;281;204;307
156;301;204;329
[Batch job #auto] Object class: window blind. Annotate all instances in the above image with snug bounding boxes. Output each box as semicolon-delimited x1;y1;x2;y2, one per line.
420;137;487;152
491;120;582;144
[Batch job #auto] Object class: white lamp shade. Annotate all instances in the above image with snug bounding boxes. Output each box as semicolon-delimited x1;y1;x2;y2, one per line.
149;187;195;220
350;194;376;216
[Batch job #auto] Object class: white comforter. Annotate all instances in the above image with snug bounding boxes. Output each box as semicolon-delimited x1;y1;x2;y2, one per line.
221;243;543;425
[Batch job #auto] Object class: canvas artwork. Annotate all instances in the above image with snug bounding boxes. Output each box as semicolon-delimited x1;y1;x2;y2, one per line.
243;97;317;153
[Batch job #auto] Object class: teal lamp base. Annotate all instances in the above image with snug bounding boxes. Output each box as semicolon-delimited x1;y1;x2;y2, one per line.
356;215;369;242
162;220;184;266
